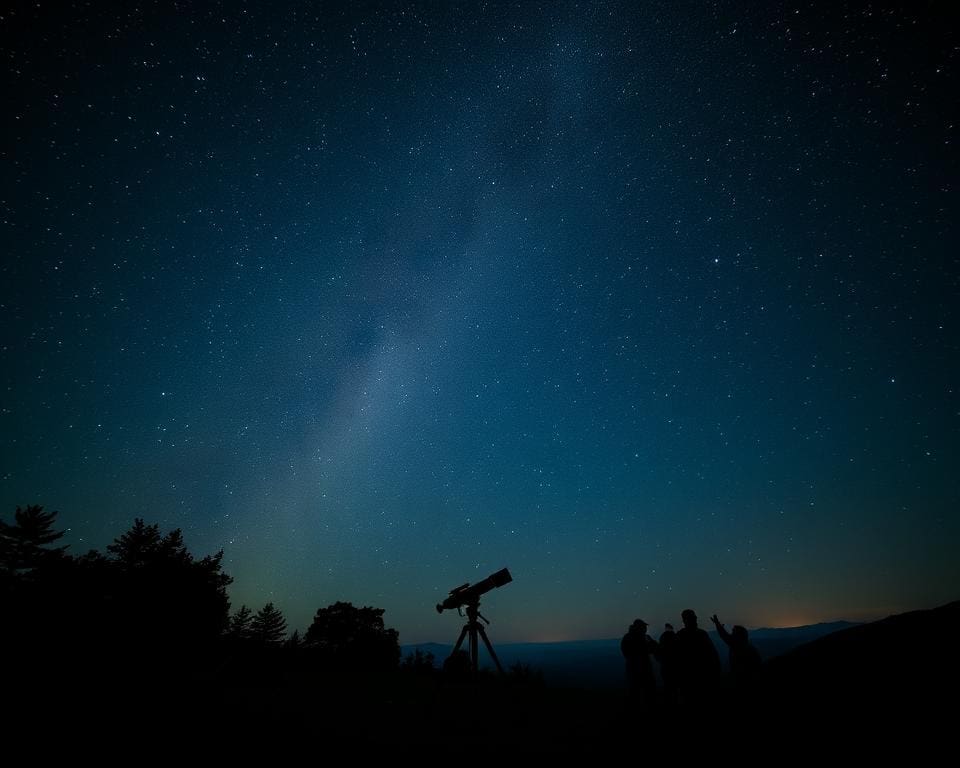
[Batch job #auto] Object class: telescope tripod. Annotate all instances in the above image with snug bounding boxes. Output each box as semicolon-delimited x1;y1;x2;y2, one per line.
451;601;504;674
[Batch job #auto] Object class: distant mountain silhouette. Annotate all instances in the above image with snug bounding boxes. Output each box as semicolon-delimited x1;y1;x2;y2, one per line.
746;620;861;658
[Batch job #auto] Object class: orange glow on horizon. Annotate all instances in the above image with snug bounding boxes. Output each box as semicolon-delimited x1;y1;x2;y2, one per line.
749;604;895;630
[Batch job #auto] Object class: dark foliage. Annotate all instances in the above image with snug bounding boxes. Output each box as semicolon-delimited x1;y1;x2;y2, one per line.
0;504;68;576
103;519;232;651
402;648;437;674
305;600;400;671
227;605;253;641
251;602;288;646
1;508;232;700
507;661;545;687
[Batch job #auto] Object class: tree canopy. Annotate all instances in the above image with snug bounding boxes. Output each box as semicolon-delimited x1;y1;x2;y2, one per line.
305;601;400;670
103;518;233;647
2;505;402;696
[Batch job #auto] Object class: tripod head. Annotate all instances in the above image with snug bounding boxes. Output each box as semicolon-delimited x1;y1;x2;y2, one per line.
462;600;489;624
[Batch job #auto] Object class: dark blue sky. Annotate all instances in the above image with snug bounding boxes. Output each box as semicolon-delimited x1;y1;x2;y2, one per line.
2;1;957;643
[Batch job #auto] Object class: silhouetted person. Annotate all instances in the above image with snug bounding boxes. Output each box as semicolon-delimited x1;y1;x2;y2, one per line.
656;622;680;707
710;614;762;699
621;618;659;711
676;608;721;711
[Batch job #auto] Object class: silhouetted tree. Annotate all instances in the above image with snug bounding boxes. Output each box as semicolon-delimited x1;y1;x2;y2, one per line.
508;661;545;688
305;601;400;671
402;648;437;673
251;602;287;646
285;629;302;650
2;508;236;703
1;506;75;690
228;605;253;641
107;519;191;568
103;518;232;665
0;505;68;577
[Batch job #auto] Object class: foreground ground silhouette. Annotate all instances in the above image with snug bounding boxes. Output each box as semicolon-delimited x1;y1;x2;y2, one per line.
3;508;957;754
8;601;957;756
221;600;959;754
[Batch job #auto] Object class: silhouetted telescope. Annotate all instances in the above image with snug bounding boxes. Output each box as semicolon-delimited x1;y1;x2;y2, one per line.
437;567;512;675
436;567;512;613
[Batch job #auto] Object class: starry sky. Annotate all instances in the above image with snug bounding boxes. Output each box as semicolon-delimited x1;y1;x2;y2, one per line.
2;2;957;644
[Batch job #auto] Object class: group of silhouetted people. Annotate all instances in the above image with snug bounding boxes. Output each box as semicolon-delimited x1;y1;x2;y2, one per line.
621;609;762;713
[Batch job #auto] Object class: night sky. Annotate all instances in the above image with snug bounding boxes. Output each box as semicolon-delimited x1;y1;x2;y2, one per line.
2;2;957;644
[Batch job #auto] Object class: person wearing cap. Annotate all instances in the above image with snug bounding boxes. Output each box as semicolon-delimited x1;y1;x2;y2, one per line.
621;618;659;711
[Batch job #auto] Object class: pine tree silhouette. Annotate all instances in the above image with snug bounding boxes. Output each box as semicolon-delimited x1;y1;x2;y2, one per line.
1;505;74;693
104;518;232;658
251;602;287;646
228;605;253;641
0;505;68;575
285;629;302;650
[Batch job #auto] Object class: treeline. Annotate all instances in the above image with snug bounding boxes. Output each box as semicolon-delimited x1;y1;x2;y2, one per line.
0;505;404;697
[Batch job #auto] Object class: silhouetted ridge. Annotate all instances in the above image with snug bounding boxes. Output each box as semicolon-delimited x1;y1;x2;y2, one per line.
765;600;960;729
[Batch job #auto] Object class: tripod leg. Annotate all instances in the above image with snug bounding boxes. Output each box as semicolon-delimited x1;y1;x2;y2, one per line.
452;625;469;655
469;624;479;675
477;625;505;674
